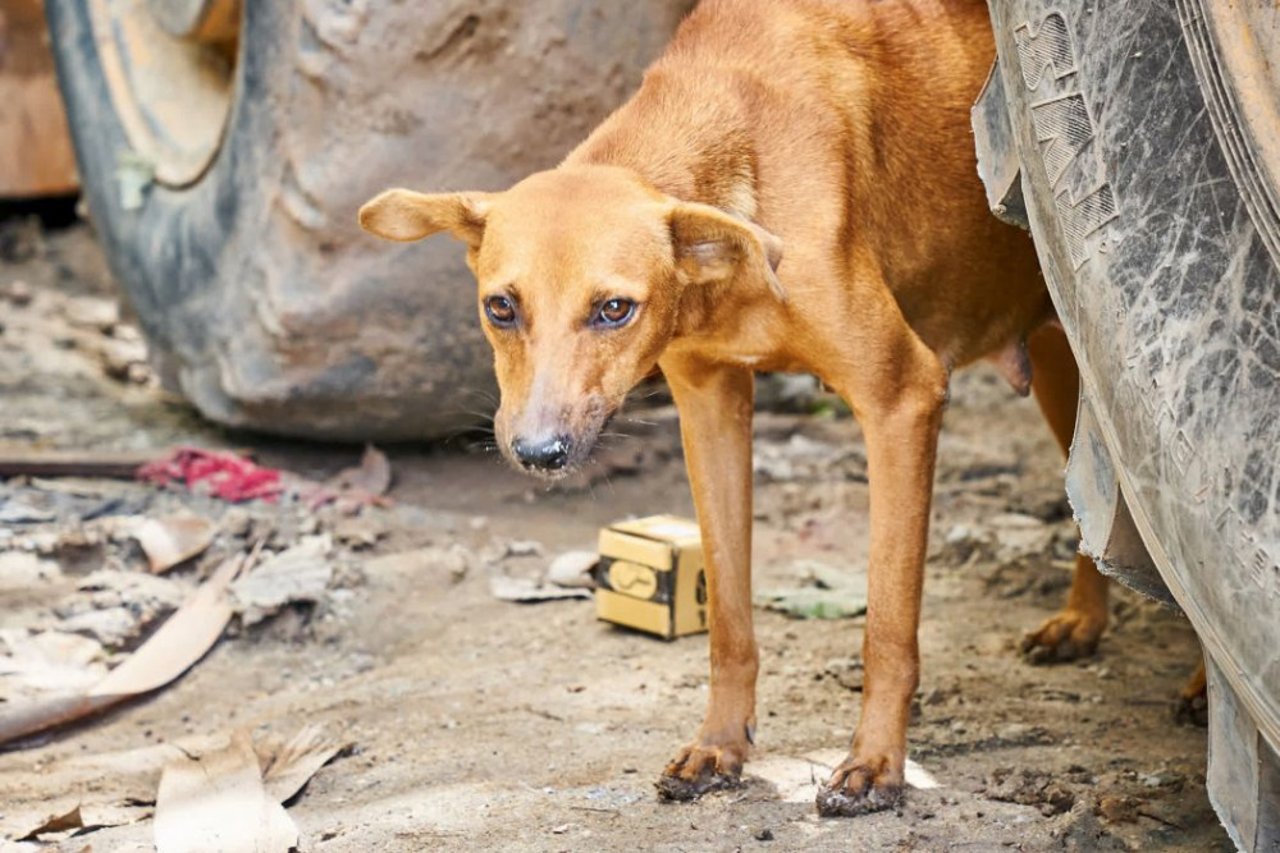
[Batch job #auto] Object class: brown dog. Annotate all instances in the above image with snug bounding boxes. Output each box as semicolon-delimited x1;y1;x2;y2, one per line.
360;0;1112;815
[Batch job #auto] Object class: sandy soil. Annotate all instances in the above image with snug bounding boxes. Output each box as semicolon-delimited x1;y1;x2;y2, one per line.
0;219;1230;851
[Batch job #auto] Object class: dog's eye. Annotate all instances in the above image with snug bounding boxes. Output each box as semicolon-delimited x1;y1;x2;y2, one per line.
594;298;636;328
484;295;517;327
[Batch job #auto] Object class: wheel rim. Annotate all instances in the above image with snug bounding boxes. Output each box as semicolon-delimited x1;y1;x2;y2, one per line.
88;0;241;187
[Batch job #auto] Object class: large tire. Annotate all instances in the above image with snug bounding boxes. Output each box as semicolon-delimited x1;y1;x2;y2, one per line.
977;1;1280;848
45;1;693;440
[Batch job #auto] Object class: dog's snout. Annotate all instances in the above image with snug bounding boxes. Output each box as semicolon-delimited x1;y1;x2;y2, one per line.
511;435;572;472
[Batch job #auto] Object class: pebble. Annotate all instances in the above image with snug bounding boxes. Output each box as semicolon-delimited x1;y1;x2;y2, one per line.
4;279;32;306
1097;795;1140;824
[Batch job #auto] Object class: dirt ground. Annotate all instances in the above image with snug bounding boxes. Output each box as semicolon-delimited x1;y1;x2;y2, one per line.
0;217;1231;851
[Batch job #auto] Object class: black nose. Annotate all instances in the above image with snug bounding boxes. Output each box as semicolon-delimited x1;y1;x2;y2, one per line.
511;435;572;472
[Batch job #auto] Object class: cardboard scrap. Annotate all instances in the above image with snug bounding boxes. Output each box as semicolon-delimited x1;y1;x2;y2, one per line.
0;725;345;846
130;514;217;574
152;726;348;853
154;730;297;853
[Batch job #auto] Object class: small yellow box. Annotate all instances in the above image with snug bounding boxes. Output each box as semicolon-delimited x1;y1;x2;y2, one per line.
594;515;707;640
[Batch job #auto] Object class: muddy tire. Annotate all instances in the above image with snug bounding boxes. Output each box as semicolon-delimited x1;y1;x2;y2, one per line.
977;2;1280;849
45;1;692;440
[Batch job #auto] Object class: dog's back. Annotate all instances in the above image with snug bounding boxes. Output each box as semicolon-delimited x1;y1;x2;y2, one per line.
571;0;1045;369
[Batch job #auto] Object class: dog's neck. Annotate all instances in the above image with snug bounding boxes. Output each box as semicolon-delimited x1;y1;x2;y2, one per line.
565;69;760;222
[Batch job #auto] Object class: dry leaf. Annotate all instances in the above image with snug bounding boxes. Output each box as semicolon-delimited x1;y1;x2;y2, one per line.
92;552;243;697
79;800;154;830
131;514;217;574
257;725;350;804
329;445;391;496
0;552;247;745
15;803;83;841
154;730;297;853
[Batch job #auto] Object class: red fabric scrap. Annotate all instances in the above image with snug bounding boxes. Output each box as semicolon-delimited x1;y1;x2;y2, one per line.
136;446;284;503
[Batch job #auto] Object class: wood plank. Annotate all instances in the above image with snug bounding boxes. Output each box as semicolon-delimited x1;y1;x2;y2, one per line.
0;448;159;478
0;0;80;197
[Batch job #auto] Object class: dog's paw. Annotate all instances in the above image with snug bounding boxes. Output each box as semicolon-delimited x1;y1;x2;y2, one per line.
1174;689;1209;727
655;742;746;802
1020;608;1105;664
816;754;904;817
1174;662;1208;727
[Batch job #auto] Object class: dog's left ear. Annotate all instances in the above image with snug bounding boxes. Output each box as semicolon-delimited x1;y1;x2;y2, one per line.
359;189;493;247
668;202;784;300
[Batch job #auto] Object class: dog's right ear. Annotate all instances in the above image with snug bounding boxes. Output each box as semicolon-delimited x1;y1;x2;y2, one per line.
358;189;493;246
667;202;785;301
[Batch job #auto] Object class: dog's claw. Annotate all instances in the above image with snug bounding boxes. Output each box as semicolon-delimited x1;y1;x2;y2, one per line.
1021;608;1105;664
817;757;904;817
656;741;746;802
1174;690;1209;727
816;782;903;817
655;770;742;802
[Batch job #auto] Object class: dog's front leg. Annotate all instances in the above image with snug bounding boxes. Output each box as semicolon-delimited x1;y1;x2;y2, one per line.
817;330;948;817
656;356;757;801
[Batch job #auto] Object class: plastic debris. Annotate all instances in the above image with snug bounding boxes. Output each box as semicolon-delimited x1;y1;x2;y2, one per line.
545;551;600;589
488;575;591;603
755;560;868;619
137;447;284;503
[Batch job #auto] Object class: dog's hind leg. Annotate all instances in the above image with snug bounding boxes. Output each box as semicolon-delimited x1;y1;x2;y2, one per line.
656;357;758;801
1175;659;1209;726
1020;322;1110;663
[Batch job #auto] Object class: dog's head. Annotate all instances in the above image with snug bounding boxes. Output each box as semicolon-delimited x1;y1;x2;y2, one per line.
359;165;782;479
